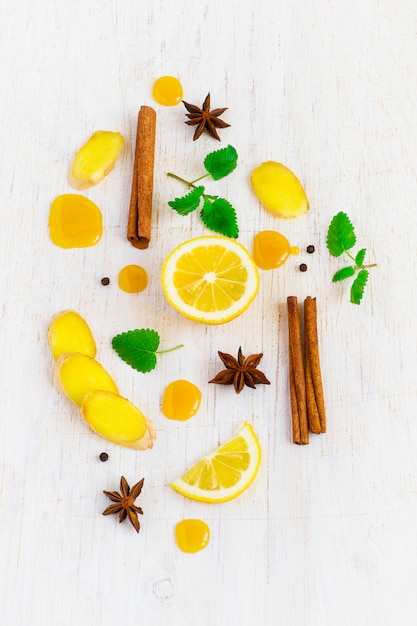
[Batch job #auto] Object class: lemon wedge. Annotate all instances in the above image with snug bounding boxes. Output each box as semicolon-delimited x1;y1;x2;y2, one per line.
170;422;261;503
161;236;259;324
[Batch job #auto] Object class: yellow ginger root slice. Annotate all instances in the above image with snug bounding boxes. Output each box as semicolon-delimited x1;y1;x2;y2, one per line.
250;161;309;218
132;419;157;451
68;130;125;190
48;311;96;360
55;353;119;407
81;390;156;450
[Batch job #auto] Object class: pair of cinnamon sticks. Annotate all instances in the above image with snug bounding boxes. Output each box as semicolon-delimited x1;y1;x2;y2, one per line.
287;296;326;444
127;105;157;249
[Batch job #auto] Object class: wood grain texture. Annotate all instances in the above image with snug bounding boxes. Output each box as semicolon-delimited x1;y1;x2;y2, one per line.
1;0;417;624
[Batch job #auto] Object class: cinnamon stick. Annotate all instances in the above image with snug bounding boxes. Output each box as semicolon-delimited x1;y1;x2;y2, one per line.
289;351;301;444
305;343;322;433
304;296;326;433
287;296;309;444
127;106;156;249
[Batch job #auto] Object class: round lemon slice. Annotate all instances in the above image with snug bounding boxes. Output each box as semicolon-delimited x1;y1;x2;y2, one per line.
161;236;260;324
170;422;262;503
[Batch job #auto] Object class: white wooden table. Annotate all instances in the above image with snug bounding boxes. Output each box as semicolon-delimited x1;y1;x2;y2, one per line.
2;1;417;624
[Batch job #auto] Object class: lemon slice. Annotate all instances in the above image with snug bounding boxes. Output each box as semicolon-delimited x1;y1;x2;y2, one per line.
170;422;261;503
161;236;260;324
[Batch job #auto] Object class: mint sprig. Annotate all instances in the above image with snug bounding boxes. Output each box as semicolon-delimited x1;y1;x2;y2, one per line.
167;145;239;238
326;212;376;305
112;329;183;373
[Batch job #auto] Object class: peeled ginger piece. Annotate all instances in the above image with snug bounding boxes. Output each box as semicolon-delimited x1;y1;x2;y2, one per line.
68;130;125;190
250;161;309;218
55;353;118;406
81;390;156;450
48;311;96;360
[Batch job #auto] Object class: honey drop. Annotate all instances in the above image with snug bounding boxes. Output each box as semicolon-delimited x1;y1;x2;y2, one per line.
48;194;103;249
162;380;202;421
175;519;210;553
118;264;148;293
152;76;183;106
253;230;299;270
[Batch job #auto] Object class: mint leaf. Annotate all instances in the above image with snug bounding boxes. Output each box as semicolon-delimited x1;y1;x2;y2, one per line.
203;145;238;180
332;266;356;282
112;329;160;372
355;248;367;267
168;186;204;215
350;269;369;305
112;329;184;373
200;197;239;238
327;212;356;257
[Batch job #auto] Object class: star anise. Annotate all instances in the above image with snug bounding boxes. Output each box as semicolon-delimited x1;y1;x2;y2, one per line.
102;476;144;533
182;92;230;141
209;347;271;394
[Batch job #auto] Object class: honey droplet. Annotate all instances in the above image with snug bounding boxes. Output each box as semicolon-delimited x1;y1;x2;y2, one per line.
175;519;210;553
162;380;202;421
118;265;148;293
48;194;103;248
253;230;298;270
152;76;183;106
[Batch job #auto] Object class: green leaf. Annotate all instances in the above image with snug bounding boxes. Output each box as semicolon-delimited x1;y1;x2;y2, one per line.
200;197;239;238
168;186;204;215
350;269;369;305
112;329;160;373
332;266;356;282
203;145;238;180
355;247;367;267
326;212;357;257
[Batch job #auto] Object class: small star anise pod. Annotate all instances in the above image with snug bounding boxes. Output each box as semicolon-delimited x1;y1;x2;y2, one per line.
209;347;271;394
102;476;144;533
182;92;230;141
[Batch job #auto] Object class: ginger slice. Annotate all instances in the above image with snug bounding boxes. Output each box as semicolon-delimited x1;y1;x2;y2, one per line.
55;353;118;407
48;311;96;360
250;161;309;218
81;390;155;449
68;130;125;190
126;419;156;450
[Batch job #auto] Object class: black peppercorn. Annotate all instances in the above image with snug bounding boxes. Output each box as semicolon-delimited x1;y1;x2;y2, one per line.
101;277;110;286
99;452;109;462
306;245;315;253
299;263;308;272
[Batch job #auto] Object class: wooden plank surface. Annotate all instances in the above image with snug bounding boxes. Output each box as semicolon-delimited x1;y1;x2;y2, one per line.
1;1;417;624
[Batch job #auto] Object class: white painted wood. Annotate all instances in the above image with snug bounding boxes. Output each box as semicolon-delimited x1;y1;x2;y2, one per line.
1;0;417;624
